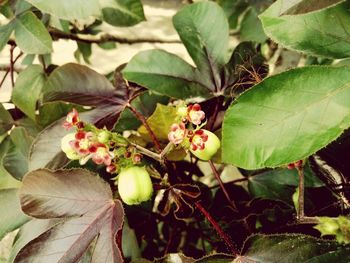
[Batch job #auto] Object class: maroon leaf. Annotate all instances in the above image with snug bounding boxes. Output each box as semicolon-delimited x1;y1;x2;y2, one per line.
16;169;124;263
43;63;122;106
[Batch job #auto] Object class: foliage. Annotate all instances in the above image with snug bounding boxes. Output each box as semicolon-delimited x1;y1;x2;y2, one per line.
0;0;350;262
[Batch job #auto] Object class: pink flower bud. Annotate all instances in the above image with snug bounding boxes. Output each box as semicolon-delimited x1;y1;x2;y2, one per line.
168;122;187;145
187;104;205;125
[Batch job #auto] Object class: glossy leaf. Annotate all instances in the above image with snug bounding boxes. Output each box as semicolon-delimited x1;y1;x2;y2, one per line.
0;21;15;52
173;2;229;89
0;104;13;135
100;0;145;27
138;103;177;142
3;127;33;180
14;11;52;54
0;189;29;240
282;0;346;15
25;0;100;20
223;66;350;169
16;168;124;262
123;50;210;99
260;1;350;58
12;65;46;120
241;234;350;262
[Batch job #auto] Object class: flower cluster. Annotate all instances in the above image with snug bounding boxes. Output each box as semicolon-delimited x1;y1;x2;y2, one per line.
61;109;139;174
168;103;220;161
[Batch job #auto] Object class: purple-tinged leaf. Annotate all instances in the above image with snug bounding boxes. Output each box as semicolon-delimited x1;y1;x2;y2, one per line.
16;169;124;263
42;63;122;106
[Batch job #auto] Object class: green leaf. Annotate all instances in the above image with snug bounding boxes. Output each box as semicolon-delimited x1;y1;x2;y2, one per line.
0;138;21;189
114;91;169;132
75;41;92;64
173;2;229;89
100;0;145;27
3;127;33;180
43;63;117;106
282;0;346;15
25;0;100;20
12;65;46;120
138;103;177;142
17;169;124;262
0;104;13;135
260;1;350;58
36;102;80;127
0;189;29;240
14;11;52;54
241;234;350;262
240;8;267;43
0;21;14;52
123;49;210;99
248;166;324;204
222;66;350;169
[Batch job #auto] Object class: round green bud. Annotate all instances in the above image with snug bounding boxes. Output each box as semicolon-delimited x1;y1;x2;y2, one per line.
61;133;80;160
117;166;153;205
97;130;110;144
190;130;220;161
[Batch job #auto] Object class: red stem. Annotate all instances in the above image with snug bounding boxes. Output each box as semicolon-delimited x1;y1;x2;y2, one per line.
128;104;162;153
209;160;237;210
195;201;239;256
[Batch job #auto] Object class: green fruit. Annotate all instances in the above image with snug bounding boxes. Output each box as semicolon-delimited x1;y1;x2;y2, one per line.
61;133;80;160
117;166;153;205
190;130;221;161
97;130;110;144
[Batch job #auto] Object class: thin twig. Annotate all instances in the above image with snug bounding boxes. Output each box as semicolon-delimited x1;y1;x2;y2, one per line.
195;201;239;256
297;166;305;220
128;104;162;152
209;160;237;210
0;51;23;89
48;29;181;45
9;45;15;87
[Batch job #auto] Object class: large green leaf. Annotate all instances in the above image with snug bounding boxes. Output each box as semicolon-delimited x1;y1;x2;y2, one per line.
173;2;229;89
123;50;210;99
0;104;13;135
240;234;350;262
14;11;52;54
0;189;29;241
0;21;14;52
25;0;100;20
3;127;34;180
282;0;346;15
100;0;145;27
16;169;124;262
222;66;350;169
12;65;46;120
260;1;350;58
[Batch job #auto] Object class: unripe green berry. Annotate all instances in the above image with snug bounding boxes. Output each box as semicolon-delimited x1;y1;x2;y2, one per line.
97;130;110;144
61;133;80;160
117;166;153;205
190;130;220;161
